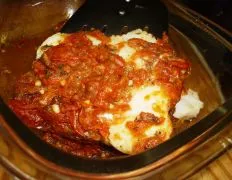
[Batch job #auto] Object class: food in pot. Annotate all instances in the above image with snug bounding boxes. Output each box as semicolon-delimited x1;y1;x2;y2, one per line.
9;29;203;156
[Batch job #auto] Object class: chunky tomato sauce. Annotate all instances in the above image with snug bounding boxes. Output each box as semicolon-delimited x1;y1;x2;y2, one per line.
9;30;190;157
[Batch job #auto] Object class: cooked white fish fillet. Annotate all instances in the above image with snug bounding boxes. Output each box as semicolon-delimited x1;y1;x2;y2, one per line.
31;29;203;154
173;89;204;120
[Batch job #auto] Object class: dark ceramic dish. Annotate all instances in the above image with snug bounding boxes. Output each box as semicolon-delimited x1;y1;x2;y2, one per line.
0;0;232;179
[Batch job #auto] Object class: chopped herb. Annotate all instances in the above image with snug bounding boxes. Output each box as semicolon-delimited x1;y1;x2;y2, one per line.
45;69;52;78
58;64;66;75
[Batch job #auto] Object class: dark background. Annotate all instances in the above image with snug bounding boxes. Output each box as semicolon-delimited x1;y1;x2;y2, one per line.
180;0;232;32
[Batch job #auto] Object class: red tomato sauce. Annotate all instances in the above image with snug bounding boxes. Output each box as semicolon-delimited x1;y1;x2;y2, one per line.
9;30;190;157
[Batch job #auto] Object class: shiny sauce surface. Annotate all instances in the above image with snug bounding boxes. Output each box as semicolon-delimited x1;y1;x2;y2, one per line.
2;30;207;158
